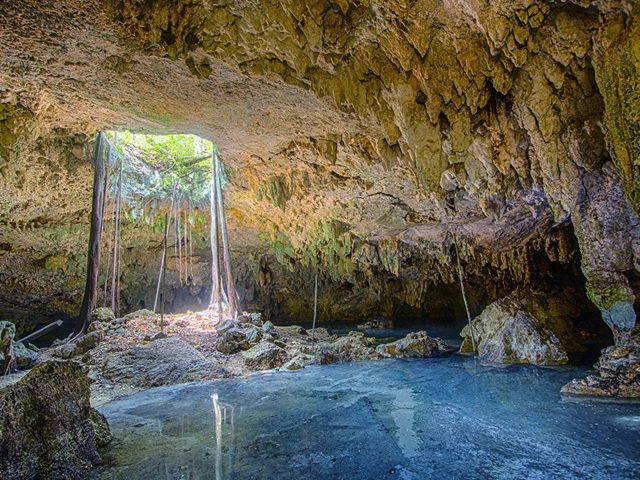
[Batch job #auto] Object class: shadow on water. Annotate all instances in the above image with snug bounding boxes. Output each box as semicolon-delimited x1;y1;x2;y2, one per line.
92;353;640;480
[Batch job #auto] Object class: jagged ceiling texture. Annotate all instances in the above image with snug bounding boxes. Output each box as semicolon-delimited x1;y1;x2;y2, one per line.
0;0;638;335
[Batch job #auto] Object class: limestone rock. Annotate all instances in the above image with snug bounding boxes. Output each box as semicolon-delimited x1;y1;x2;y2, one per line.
377;331;450;358
460;288;583;365
101;337;226;387
242;341;288;371
13;343;39;369
54;331;102;359
261;320;275;333
562;326;640;398
215;325;262;354
317;332;381;364
0;0;638;343
357;318;394;330
282;353;317;371
0;361;109;480
0;321;16;373
90;307;115;324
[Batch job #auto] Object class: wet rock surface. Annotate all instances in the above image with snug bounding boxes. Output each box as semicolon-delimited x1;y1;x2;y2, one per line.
562;326;640;398
242;341;288;371
460;288;586;365
0;361;109;480
47;309;453;403
376;331;451;359
101;337;228;388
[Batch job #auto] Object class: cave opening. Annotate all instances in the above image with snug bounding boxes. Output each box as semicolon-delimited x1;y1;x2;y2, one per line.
94;131;214;317
2;1;640;478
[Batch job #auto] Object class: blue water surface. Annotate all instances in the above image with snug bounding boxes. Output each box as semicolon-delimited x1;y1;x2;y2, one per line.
93;356;640;480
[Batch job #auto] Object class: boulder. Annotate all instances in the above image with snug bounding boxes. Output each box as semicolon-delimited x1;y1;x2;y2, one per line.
282;353;317;371
261;320;275;333
239;311;264;327
376;331;450;358
53;331;102;359
215;325;262;354
0;321;16;373
562;325;640;397
13;343;39;369
0;361;109;480
460;288;584;365
317;331;380;364
357;318;394;330
242;341;288;370
90;307;115;324
122;309;156;322
102;337;227;387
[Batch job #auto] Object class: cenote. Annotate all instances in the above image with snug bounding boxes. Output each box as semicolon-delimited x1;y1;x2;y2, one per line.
93;355;640;480
1;2;640;480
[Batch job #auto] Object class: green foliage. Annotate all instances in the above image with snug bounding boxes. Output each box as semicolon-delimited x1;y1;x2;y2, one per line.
104;131;222;221
259;219;356;281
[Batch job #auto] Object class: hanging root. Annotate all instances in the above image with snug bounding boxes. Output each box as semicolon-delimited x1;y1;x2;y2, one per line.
454;234;477;353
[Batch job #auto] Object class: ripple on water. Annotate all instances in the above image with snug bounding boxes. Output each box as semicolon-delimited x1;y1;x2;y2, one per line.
91;356;640;480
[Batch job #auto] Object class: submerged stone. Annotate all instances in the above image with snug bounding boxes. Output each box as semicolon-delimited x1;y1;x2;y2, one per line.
376;331;450;358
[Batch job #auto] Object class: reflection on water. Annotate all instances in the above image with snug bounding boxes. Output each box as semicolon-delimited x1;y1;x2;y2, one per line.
92;356;640;480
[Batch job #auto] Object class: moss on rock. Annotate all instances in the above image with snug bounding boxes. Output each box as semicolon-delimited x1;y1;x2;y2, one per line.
0;361;109;480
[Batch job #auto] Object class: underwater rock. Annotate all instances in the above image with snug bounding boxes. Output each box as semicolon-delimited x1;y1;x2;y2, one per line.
357;318;394;330
376;331;450;358
0;361;108;480
460;288;583;365
242;341;288;370
562;326;640;398
102;337;226;387
317;331;380;364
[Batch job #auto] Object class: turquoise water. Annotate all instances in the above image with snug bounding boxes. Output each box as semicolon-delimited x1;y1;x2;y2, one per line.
93;356;640;480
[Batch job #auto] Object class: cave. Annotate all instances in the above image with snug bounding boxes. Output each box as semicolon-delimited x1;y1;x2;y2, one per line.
0;1;639;479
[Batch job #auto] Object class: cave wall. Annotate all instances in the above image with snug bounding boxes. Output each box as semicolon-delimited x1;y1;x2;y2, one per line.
0;0;638;338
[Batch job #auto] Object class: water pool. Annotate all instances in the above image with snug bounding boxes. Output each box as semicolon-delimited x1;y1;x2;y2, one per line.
93;356;640;479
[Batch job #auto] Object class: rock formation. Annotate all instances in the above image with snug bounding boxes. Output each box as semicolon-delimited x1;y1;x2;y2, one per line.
0;1;638;345
460;287;589;365
0;361;109;480
563;325;640;397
